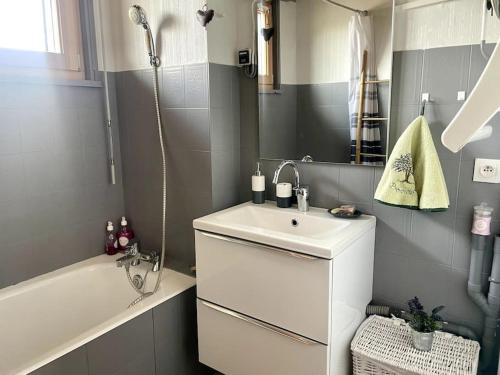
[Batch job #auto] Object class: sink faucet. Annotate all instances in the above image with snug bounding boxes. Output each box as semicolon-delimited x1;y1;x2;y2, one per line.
273;160;300;188
272;160;309;212
116;242;161;272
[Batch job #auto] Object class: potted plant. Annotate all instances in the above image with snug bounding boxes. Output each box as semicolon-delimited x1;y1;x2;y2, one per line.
407;296;445;351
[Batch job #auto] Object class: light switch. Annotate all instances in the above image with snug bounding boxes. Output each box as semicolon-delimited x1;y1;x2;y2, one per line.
473;158;500;183
457;91;466;101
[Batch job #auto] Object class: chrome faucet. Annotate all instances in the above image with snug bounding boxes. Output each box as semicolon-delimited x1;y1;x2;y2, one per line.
272;160;309;212
272;160;300;187
116;242;161;272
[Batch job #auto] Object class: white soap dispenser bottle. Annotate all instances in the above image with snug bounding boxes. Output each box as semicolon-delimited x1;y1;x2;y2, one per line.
252;162;265;204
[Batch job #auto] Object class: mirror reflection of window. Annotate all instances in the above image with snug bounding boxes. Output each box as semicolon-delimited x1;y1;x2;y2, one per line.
0;0;84;80
257;0;277;93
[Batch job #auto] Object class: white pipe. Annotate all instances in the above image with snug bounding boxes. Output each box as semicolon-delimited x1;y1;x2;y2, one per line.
96;0;116;185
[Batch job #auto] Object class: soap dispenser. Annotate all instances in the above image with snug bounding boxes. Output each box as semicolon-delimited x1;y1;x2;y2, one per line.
117;216;135;250
252;162;265;204
105;221;118;256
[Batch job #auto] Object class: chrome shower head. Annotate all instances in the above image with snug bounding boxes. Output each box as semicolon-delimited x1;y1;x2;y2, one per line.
128;5;160;67
129;5;149;28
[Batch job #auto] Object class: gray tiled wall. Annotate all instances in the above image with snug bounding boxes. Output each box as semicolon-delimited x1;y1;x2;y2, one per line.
0;80;124;288
239;71;260;202
256;44;500;335
259;85;298;160
116;63;241;274
210;64;241;211
297;82;350;163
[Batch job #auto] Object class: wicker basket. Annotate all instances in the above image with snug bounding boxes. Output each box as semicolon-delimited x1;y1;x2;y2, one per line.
351;316;480;375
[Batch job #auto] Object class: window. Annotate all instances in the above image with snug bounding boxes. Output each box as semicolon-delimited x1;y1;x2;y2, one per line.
0;0;85;80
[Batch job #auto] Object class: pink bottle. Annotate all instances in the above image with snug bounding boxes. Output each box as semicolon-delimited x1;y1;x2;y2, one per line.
105;221;118;255
117;216;135;251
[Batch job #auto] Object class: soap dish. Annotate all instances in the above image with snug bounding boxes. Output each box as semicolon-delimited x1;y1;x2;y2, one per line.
328;207;362;219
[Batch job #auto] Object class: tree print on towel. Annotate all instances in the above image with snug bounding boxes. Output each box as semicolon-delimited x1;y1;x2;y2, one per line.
393;153;414;184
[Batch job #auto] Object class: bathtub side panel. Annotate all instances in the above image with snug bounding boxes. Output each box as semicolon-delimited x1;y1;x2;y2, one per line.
30;347;88;375
153;286;212;375
86;310;156;375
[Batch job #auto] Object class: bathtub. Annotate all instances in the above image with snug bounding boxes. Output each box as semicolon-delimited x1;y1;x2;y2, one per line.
0;254;195;375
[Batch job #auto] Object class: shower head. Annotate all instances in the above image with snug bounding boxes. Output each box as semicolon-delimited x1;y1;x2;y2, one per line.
128;5;160;67
129;5;149;28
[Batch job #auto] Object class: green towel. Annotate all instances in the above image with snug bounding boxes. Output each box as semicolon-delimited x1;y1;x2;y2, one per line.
374;116;449;211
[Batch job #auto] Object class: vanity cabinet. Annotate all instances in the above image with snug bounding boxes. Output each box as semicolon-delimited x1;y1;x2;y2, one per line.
194;204;375;375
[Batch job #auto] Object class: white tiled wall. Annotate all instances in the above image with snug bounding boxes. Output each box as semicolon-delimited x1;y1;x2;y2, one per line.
94;0;208;72
394;0;500;51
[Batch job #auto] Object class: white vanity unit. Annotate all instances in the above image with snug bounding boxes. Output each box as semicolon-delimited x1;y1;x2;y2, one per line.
193;202;376;375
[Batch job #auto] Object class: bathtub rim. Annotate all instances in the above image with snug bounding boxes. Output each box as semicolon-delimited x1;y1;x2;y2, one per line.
0;254;196;375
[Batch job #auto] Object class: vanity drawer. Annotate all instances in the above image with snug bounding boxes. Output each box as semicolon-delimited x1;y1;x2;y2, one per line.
197;299;328;375
195;230;331;344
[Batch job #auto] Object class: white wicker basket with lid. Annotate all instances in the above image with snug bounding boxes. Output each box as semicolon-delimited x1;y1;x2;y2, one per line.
351;315;480;375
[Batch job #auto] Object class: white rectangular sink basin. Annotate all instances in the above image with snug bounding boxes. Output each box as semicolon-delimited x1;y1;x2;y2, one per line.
193;201;376;259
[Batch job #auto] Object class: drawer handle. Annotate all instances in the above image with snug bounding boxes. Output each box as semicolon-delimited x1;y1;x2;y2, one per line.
201;300;321;346
199;231;319;260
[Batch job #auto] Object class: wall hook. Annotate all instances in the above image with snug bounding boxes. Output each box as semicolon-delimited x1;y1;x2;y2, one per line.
421;93;431;116
196;4;215;27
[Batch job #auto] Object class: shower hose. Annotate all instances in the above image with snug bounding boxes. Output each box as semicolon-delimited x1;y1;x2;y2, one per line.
127;66;167;307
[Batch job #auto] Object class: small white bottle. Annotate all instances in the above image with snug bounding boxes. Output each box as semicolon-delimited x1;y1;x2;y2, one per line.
252;162;265;204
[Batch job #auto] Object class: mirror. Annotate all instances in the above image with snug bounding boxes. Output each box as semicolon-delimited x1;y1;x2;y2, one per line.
257;0;394;165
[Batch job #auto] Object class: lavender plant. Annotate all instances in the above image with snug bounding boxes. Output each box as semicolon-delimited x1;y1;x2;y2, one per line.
407;297;445;333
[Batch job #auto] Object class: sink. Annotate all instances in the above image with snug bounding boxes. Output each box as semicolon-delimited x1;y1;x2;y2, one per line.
193;201;376;259
214;204;348;238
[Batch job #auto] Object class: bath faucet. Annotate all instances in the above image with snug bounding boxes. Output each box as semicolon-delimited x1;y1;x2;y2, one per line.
272;160;309;212
116;243;140;268
116;243;161;272
140;251;161;272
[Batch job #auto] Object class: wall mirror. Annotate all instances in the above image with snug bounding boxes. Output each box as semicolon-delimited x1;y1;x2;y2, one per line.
257;0;394;166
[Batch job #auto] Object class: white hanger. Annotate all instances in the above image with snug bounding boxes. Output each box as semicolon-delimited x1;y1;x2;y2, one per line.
441;36;500;152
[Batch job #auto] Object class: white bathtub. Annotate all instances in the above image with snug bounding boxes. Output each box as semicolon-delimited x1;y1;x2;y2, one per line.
0;254;195;375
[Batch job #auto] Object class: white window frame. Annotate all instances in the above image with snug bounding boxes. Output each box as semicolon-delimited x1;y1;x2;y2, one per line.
0;0;85;80
257;1;276;93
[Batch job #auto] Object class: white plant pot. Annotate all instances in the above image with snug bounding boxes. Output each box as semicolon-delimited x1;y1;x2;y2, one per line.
411;329;434;351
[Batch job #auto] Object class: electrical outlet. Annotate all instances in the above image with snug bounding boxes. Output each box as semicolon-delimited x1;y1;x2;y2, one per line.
473;158;500;183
